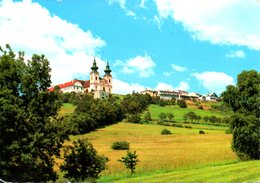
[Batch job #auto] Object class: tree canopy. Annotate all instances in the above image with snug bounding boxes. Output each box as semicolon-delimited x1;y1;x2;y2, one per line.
0;45;68;181
222;70;260;160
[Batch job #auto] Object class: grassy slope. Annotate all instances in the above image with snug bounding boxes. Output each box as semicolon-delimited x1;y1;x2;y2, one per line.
149;104;230;122
68;122;236;177
113;160;260;183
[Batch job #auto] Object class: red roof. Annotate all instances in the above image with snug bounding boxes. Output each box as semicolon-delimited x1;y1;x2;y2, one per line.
48;79;90;91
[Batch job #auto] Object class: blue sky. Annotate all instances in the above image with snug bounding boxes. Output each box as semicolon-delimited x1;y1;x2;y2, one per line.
0;0;259;94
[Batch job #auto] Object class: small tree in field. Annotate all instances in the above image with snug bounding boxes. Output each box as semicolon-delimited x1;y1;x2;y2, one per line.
167;112;174;121
61;138;108;181
144;111;152;122
158;112;167;121
118;150;139;174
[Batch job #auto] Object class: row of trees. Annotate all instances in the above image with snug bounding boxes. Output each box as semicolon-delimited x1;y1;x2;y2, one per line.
183;112;230;125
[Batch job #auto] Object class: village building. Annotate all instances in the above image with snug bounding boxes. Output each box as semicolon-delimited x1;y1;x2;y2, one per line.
49;58;112;99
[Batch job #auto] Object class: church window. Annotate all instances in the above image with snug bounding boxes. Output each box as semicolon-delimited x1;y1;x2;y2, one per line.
95;76;97;80
109;79;110;83
103;87;105;91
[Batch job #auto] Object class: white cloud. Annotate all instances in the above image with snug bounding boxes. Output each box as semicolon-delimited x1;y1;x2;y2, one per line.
107;0;136;17
174;81;190;91
112;79;146;94
191;71;234;94
163;72;171;77
155;81;190;91
153;15;162;30
117;54;156;77
171;64;187;72
155;82;174;90
140;0;147;8
155;0;260;50
226;50;245;58
0;0;106;85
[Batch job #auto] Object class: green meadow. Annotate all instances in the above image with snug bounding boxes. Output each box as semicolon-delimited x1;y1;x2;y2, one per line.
58;102;260;182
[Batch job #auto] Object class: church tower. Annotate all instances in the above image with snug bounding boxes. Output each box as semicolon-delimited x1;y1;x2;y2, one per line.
103;61;112;93
89;57;100;92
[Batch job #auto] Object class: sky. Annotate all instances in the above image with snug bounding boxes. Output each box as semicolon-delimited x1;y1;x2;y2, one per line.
0;0;259;95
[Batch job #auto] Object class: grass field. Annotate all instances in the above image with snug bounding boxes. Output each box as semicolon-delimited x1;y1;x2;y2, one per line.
56;102;259;182
148;104;230;122
65;122;237;180
111;160;260;182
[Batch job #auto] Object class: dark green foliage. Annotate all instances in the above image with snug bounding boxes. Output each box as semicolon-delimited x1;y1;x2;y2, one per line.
177;99;187;108
0;45;68;181
230;114;260;160
127;113;141;123
111;141;130;150
158;112;167;121
222;70;260;118
65;95;125;134
61;138;108;181
143;111;152;122
203;116;209;123
222;70;260;160
167;112;174;121
199;130;205;134
118;150;139;174
161;129;172;135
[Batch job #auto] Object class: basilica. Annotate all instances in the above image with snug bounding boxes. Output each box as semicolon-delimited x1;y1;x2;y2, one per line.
49;58;112;98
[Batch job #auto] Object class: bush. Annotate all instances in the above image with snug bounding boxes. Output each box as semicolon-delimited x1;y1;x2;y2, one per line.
225;129;232;134
198;105;203;110
184;125;192;129
199;130;205;134
177;99;187;108
127;114;141;123
61;138;108;181
161;129;172;135
111;141;130;150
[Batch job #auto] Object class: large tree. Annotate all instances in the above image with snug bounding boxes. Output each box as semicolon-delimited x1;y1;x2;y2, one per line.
0;45;68;181
222;70;260;160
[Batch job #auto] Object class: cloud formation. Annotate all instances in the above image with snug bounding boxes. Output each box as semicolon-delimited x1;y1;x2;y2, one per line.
113;79;146;94
115;54;156;77
155;0;260;50
171;64;187;72
0;0;106;84
191;71;234;94
226;50;245;58
155;81;190;91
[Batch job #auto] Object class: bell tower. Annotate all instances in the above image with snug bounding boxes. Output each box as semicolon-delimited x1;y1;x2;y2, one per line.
103;61;112;93
90;57;100;92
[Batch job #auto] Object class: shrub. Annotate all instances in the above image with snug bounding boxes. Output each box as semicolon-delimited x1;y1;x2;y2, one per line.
111;141;130;150
199;130;205;134
171;123;183;128
61;138;108;181
184;125;192;129
161;129;172;135
198;105;203;110
177;99;187;108
225;129;232;134
127;114;141;123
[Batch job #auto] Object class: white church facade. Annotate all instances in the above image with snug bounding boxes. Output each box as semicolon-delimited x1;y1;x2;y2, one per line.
49;58;112;98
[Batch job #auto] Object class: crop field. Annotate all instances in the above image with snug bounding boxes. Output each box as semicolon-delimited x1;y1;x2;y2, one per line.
66;122;237;180
148;104;230;122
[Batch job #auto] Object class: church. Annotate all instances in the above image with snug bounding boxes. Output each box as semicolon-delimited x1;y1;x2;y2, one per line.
49;58;112;99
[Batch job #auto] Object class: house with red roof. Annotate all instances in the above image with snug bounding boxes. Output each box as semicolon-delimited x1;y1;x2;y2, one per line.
49;58;112;99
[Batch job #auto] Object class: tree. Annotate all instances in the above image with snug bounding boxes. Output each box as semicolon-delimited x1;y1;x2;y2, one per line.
144;111;152;122
222;70;260;160
158;112;167;121
177;99;187;108
118;150;139;174
0;45;68;181
167;112;174;121
183;113;188;122
61;138;108;181
203;116;209;124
